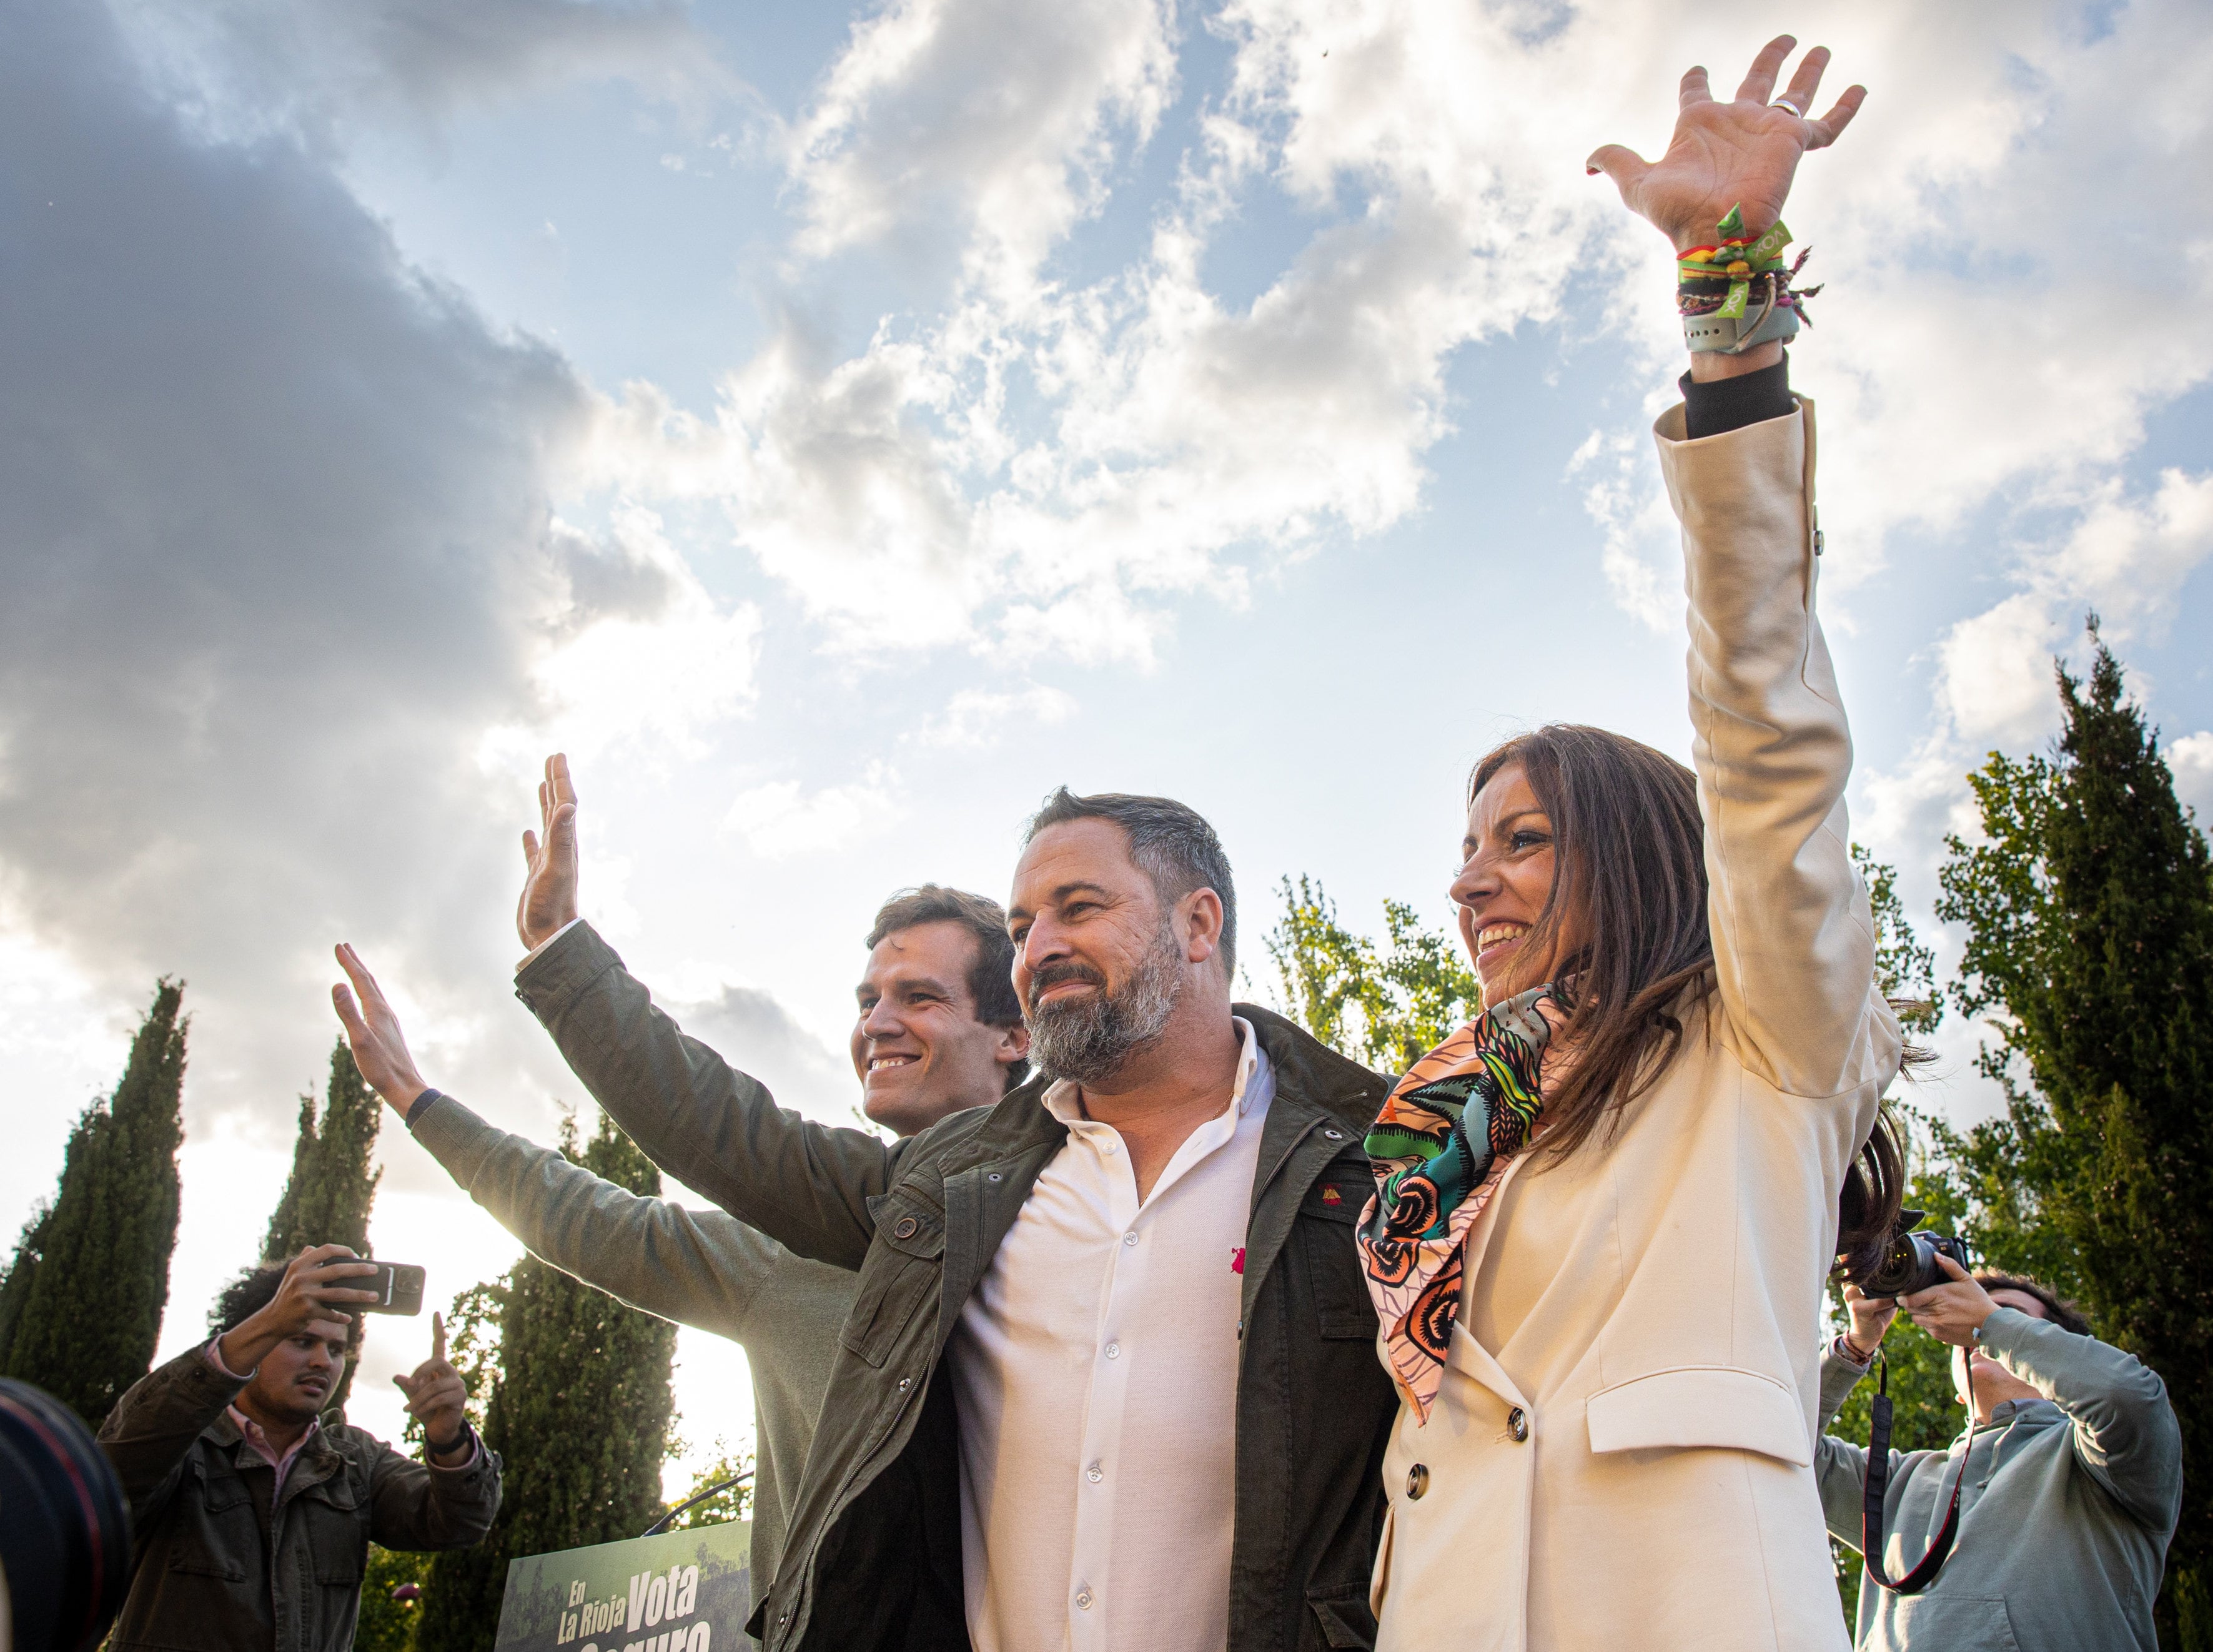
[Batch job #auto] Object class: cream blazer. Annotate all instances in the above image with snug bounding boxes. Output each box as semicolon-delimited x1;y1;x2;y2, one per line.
1370;398;1901;1652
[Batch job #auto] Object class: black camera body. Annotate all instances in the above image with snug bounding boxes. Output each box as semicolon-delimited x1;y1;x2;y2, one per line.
1853;1209;1971;1298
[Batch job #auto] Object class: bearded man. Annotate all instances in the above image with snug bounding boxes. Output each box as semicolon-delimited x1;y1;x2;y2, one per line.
507;772;1395;1652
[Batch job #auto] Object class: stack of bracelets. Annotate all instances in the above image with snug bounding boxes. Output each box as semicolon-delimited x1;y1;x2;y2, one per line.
1678;203;1819;355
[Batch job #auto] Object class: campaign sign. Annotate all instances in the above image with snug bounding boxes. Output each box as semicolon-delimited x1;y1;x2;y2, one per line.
493;1520;751;1651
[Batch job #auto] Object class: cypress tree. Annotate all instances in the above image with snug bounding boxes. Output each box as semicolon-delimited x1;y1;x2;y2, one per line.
262;1037;384;1414
415;1110;679;1648
0;981;188;1427
1937;623;2213;1645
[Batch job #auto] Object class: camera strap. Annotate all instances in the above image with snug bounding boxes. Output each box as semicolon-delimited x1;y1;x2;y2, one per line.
1860;1349;1976;1595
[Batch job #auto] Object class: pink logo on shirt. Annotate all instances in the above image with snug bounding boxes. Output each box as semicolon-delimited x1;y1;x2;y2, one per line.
1229;1247;1245;1275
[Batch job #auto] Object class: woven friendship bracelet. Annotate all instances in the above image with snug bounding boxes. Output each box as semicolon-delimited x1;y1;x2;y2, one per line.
1677;203;1821;355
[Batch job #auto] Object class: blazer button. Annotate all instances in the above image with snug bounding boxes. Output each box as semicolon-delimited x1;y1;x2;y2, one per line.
893;1216;919;1240
1405;1463;1428;1500
1508;1407;1528;1442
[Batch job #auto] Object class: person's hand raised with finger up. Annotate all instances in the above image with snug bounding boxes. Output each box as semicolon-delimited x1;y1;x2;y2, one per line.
518;752;582;952
395;1311;475;1467
1588;33;1864;254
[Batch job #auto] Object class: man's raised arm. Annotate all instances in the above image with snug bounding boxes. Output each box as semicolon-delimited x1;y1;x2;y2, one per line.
335;918;891;1272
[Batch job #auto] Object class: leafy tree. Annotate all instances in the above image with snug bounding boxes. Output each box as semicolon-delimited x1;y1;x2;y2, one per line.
663;1443;755;1531
0;981;187;1427
263;1037;384;1413
1265;876;1479;1072
356;1546;432;1651
415;1110;680;1650
1934;624;2213;1645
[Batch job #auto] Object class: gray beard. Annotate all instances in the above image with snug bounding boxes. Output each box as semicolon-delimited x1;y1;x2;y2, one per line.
1028;923;1184;1089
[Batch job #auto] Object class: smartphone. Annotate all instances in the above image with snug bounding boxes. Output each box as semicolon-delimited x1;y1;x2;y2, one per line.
360;1262;427;1317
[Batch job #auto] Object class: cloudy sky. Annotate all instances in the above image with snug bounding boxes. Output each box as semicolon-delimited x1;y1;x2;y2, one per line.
4;0;2209;1484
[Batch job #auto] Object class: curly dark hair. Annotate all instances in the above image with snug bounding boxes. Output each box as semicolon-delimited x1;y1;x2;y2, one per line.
207;1259;365;1353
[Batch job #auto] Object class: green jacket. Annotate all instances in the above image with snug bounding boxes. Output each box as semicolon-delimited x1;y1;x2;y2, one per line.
1814;1308;2181;1652
518;921;1399;1652
98;1345;501;1652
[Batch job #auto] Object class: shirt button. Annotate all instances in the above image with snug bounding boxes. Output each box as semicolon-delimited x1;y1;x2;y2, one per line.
1405;1463;1428;1500
1075;1589;1094;1610
1122;1232;1137;1247
893;1216;919;1239
1104;1342;1121;1360
1086;1461;1103;1483
1508;1407;1528;1442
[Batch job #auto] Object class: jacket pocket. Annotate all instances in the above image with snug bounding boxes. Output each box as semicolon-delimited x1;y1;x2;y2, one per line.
1584;1365;1811;1465
1889;1595;2021;1650
1302;1167;1380;1340
1302;1580;1377;1650
843;1192;946;1368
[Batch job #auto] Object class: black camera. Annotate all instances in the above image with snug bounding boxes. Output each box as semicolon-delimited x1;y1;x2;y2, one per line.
1852;1209;1971;1298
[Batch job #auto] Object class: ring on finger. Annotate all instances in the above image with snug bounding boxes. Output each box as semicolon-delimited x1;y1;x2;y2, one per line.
1770;95;1804;117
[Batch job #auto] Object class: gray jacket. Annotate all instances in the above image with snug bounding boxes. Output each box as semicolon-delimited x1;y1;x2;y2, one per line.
99;1345;500;1652
518;920;1397;1652
407;1091;853;1613
1814;1307;2182;1652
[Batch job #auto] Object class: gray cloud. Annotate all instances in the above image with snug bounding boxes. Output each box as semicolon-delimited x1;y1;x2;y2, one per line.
114;0;723;143
0;0;693;1130
663;985;856;1124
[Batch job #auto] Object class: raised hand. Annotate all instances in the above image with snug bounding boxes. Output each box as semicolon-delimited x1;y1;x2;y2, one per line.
394;1310;471;1460
1588;35;1864;251
217;1244;380;1377
517;753;581;952
332;944;430;1115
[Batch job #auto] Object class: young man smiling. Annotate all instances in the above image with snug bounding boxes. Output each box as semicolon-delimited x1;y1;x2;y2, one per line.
98;1245;499;1651
497;766;1396;1652
332;878;1030;1625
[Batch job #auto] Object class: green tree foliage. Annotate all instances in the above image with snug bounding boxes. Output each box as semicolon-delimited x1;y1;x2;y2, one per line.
1266;876;1480;1073
356;1546;432;1651
415;1110;680;1650
262;1037;384;1413
1934;625;2213;1643
0;981;187;1427
663;1443;755;1531
265;1037;384;1260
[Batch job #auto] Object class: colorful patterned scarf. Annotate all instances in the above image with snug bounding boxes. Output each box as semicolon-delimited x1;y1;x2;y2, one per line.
1357;984;1567;1423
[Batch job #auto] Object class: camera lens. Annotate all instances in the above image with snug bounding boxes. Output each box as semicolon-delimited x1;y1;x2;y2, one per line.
0;1379;132;1652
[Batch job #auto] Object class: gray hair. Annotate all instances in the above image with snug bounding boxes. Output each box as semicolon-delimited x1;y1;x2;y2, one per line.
1022;788;1237;979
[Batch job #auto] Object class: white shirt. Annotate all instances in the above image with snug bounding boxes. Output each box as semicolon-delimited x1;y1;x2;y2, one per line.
948;1019;1272;1652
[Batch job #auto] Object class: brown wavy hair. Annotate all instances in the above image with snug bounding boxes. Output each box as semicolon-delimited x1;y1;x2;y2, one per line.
1470;725;1904;1279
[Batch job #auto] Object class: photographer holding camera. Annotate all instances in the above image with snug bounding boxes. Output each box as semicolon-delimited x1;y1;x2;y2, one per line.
1815;1247;2181;1651
96;1244;502;1652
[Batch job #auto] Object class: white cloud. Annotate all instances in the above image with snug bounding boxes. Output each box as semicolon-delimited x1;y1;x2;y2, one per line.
916;684;1077;748
721;763;904;859
2171;731;2213;826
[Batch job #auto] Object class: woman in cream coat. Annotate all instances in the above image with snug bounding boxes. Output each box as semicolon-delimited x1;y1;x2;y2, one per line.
1364;39;1898;1652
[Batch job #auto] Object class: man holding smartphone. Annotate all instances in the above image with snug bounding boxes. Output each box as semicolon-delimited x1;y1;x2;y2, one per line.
97;1243;503;1651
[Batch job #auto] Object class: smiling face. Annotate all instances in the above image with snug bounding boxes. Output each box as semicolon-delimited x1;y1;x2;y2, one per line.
851;919;1027;1137
241;1326;348;1430
1007;818;1224;1087
1450;763;1588;1001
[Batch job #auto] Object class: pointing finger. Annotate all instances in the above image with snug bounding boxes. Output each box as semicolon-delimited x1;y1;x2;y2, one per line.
432;1310;447;1364
1803;84;1866;152
1733;34;1795;106
1776;43;1829;117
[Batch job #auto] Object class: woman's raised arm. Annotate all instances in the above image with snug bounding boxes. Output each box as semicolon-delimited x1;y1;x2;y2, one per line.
1597;39;1897;1097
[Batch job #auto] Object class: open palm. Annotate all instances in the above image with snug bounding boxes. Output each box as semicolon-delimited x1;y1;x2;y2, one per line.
1590;37;1864;251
